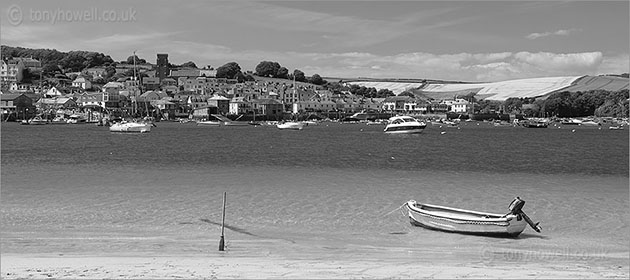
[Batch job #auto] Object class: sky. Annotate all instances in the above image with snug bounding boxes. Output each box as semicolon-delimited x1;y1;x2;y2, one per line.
1;0;628;82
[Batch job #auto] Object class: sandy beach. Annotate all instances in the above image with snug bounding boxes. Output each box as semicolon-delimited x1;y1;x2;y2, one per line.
2;252;628;279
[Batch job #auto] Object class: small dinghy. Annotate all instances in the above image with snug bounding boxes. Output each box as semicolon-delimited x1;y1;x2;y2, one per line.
405;197;541;237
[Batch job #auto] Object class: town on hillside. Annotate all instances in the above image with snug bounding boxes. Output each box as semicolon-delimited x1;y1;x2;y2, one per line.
0;53;476;123
1;48;628;124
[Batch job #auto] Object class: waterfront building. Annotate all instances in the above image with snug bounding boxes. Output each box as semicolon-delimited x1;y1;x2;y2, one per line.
229;97;251;115
76;93;105;109
192;105;218;119
1;93;35;118
207;94;230;115
186;94;210;110
150;99;178;119
251;98;284;117
37;97;77;110
294;100;337;113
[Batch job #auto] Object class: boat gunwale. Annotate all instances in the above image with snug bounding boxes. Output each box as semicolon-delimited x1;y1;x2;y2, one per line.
406;200;514;222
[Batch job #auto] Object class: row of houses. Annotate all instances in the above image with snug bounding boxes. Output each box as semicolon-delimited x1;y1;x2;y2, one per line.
2;76;475;121
2;53;475;121
1;88;474;122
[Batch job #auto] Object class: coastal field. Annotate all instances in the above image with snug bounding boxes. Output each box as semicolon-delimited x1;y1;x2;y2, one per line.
1;122;628;279
558;75;629;93
347;75;628;101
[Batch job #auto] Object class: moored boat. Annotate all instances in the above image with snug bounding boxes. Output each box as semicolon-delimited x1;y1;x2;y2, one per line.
109;121;153;133
223;121;250;126
197;120;221;126
50;116;68;125
384;116;426;134
67;114;87;124
277;121;304;130
28;116;49;125
405;197;541;237
524;120;548;128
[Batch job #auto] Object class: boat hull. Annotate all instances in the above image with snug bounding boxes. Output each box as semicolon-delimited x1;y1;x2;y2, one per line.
197;121;221;126
109;122;152;133
405;201;526;237
223;121;250;126
384;125;426;134
277;122;304;130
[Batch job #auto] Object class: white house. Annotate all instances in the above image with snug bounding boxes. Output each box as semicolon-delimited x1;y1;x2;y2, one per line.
45;86;66;97
442;98;471;113
72;77;92;89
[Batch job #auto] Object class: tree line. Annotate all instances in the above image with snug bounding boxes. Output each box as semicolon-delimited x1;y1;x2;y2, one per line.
503;89;629;118
253;61;325;85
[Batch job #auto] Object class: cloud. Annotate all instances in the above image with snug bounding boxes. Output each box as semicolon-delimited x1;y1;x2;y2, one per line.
597;53;630;75
526;28;581;40
278;51;608;82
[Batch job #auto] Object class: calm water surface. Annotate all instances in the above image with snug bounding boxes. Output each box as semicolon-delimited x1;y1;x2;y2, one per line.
1;122;628;265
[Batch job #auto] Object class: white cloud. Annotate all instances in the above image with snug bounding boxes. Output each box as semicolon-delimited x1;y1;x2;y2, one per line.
280;51;609;82
596;53;630;75
526;28;582;40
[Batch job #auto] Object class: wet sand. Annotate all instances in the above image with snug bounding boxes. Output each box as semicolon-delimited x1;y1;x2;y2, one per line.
2;233;628;279
2;252;627;279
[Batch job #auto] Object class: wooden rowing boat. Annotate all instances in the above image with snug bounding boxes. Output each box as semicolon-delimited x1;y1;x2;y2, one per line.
405;197;541;237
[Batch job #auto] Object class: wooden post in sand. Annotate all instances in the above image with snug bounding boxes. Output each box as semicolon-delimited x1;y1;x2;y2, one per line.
219;192;226;251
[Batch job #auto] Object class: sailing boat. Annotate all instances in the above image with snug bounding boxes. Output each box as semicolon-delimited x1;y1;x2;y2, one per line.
277;75;304;130
109;51;153;133
248;109;261;126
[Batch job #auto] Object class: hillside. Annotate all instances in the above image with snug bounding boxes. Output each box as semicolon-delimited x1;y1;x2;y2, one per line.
344;81;425;95
555;75;629;93
352;75;628;101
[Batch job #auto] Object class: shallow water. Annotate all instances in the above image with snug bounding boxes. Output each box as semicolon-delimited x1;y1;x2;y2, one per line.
1;121;628;266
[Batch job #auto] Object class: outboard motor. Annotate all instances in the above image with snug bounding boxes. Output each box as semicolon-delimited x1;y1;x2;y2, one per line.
508;197;525;214
508;197;542;233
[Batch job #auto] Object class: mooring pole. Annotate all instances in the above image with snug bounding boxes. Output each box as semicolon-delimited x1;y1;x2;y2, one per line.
219;191;226;251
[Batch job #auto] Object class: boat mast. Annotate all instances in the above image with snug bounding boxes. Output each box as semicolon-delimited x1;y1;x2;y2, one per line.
132;51;137;117
292;74;296;120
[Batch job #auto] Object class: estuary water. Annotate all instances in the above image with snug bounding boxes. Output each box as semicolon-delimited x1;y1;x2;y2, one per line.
1;121;628;269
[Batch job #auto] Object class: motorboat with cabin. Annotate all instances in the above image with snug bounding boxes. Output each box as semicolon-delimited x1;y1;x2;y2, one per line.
384;116;426;134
